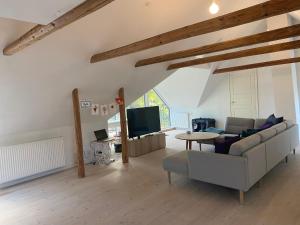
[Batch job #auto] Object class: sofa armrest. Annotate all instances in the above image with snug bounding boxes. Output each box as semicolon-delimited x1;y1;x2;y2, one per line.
242;143;266;187
289;124;299;151
187;151;248;191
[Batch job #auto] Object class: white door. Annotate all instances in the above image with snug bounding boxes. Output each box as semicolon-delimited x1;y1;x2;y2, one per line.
230;70;258;118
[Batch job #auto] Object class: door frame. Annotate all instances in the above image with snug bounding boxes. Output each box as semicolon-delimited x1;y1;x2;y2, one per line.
229;69;259;118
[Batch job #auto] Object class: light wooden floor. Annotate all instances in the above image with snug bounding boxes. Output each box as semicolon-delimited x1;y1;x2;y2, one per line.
1;138;300;225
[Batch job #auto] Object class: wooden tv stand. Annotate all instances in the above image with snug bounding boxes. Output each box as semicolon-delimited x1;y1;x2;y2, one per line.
128;133;166;157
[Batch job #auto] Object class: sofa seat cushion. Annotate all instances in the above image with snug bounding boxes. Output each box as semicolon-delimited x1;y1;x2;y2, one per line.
257;127;277;142
229;134;261;156
163;151;188;175
272;122;287;134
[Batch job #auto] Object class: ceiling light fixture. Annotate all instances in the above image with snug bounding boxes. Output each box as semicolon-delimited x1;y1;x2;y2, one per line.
209;0;220;15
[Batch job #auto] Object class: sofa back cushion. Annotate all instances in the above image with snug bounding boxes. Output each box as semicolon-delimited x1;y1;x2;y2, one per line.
257;127;277;142
272;122;287;134
229;134;261;156
254;119;266;129
225;117;254;134
284;120;294;128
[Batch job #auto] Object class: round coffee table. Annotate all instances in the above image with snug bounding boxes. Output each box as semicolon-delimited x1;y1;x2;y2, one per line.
175;132;220;150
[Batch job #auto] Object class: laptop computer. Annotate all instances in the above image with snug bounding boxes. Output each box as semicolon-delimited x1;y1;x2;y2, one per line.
94;129;114;142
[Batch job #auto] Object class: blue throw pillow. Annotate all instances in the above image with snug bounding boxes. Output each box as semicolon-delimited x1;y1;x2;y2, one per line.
276;116;284;124
260;122;273;130
241;129;259;138
266;114;277;125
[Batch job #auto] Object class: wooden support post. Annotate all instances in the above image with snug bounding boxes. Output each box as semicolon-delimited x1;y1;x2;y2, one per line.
72;88;85;178
118;88;129;163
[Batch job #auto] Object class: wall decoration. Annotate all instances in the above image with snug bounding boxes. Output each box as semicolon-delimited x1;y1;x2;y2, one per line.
109;103;117;114
91;104;99;115
100;105;109;116
80;100;92;109
115;97;124;105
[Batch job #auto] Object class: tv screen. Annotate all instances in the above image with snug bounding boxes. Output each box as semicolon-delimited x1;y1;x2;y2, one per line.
127;106;161;138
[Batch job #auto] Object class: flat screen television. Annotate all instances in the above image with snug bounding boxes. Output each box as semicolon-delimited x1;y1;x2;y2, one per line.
127;106;161;138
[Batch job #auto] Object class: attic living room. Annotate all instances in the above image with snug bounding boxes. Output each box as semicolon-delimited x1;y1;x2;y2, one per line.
1;0;300;224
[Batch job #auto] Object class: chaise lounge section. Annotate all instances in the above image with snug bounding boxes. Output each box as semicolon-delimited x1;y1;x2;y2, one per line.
163;119;299;204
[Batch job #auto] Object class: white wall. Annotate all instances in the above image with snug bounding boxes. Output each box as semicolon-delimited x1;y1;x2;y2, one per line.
191;75;231;129
0;118;108;168
191;67;295;129
257;67;276;118
271;65;296;121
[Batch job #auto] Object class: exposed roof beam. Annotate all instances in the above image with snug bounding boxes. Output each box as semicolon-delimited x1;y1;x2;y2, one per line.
135;24;300;67
213;57;300;74
3;0;115;56
90;0;300;64
167;39;300;70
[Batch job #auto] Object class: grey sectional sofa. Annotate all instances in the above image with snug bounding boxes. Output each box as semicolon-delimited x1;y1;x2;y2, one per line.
163;118;299;203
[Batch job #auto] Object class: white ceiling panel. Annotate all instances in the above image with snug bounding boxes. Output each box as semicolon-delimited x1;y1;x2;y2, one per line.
0;0;85;24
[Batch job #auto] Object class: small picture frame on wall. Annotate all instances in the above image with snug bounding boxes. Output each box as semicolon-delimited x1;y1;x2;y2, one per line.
100;105;109;116
91;104;100;115
109;103;117;114
80;100;92;109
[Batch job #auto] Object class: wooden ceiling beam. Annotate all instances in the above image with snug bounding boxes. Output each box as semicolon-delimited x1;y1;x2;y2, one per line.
3;0;115;55
135;24;300;67
90;0;300;63
213;57;300;74
167;39;300;70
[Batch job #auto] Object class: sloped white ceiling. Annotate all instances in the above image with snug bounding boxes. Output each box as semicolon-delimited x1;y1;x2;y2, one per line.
0;0;270;136
156;68;211;111
290;11;300;21
0;0;84;24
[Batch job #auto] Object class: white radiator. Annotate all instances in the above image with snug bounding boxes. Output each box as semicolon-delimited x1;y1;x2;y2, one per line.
0;137;65;185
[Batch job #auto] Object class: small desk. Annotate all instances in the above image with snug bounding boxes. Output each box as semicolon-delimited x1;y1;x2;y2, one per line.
90;138;115;165
175;132;220;150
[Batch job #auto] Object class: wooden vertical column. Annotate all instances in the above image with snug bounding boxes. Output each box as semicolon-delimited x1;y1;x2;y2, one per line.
118;87;129;163
72;88;85;178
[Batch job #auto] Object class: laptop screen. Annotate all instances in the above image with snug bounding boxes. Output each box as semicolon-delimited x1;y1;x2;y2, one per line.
94;129;108;141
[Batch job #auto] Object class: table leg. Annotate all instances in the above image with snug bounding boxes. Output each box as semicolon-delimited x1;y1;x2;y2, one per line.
199;143;202;151
186;140;188;150
189;140;192;150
